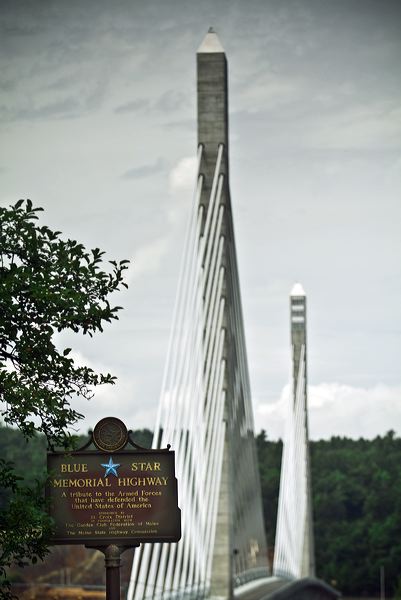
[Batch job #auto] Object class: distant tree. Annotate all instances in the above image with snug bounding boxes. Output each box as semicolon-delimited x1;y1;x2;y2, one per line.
256;431;401;596
256;430;282;550
311;432;401;597
394;575;401;600
0;200;129;599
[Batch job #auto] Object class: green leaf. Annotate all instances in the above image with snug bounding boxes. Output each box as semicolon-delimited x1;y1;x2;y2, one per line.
0;199;129;585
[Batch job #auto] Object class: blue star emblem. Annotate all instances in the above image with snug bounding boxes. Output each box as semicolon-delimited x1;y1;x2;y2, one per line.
101;457;120;477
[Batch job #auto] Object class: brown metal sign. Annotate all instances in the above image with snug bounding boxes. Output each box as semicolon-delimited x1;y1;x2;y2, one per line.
46;419;181;545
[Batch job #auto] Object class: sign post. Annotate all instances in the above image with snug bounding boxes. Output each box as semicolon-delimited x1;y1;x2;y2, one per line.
47;417;181;600
85;544;135;600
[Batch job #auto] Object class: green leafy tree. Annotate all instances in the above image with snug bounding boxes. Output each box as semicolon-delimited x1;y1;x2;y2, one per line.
394;575;401;599
256;430;282;551
0;200;129;598
311;433;401;596
256;432;401;596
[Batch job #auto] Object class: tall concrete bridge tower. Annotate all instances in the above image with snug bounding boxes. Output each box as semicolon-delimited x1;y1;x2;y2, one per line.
128;29;268;600
125;27;343;600
198;28;268;598
273;283;315;579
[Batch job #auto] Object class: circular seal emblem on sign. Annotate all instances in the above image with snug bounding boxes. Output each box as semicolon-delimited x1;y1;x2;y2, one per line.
93;417;128;452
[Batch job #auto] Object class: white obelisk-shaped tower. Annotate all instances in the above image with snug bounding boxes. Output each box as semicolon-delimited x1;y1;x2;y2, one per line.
128;29;268;600
290;283;315;578
198;28;268;598
273;284;315;579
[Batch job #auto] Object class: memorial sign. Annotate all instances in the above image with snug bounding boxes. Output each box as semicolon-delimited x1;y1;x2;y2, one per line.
46;417;181;546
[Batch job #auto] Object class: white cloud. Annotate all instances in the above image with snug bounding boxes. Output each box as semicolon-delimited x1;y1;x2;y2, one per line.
72;377;155;434
67;351;156;434
125;237;169;283
254;384;290;440
236;72;300;113
0;349;148;436
168;156;197;195
166;155;198;227
255;382;401;440
120;155;198;287
308;382;401;440
306;103;401;150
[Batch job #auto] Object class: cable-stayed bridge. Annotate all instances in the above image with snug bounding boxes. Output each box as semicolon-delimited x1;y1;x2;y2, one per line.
128;30;338;600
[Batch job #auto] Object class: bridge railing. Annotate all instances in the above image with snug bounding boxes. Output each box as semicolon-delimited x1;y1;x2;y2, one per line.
150;582;209;600
233;567;271;588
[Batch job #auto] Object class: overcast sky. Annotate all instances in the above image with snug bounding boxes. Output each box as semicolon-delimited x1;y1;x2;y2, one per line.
1;0;400;440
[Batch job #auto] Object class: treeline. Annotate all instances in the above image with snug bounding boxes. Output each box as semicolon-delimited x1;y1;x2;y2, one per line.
0;426;153;506
1;425;401;596
257;430;401;597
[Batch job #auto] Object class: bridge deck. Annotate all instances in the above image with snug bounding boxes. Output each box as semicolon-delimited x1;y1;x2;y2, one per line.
235;576;340;600
235;577;289;600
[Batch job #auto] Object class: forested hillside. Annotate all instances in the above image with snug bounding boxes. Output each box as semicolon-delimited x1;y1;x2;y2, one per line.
0;425;153;506
257;430;401;597
1;425;401;596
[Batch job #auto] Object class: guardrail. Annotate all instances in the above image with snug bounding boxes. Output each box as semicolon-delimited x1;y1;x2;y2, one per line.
233;568;272;588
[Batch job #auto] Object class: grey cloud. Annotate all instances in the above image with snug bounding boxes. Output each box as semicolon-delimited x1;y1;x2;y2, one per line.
114;98;150;114
0;78;16;92
115;92;190;116
229;1;401;120
0;97;81;121
0;73;108;121
121;158;165;180
163;118;194;130
45;73;82;92
1;0;400;438
0;55;109;122
154;90;190;113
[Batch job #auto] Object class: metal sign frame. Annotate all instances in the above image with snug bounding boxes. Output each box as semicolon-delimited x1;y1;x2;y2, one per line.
47;417;181;546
